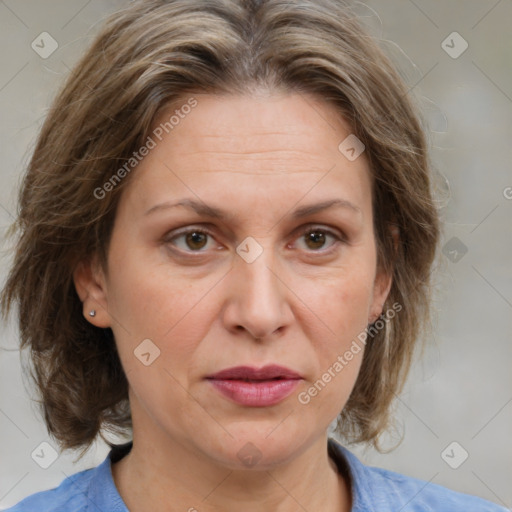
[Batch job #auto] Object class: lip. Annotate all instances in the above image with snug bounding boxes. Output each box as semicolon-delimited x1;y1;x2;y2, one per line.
206;365;303;407
207;364;302;381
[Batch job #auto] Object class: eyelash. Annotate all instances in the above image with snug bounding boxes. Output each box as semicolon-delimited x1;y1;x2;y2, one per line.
164;225;346;256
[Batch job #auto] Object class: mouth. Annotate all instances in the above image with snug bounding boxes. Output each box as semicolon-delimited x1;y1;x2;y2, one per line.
206;364;302;381
205;365;303;407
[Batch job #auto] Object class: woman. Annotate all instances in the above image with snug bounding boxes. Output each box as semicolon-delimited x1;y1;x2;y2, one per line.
1;0;506;510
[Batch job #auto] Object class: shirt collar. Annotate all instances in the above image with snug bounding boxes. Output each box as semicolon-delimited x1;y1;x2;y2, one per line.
87;442;131;511
328;436;375;511
89;438;368;512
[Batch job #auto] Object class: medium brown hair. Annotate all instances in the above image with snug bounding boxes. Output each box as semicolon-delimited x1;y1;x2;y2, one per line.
1;0;440;452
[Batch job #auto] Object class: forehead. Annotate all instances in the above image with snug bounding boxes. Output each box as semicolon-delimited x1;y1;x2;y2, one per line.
121;92;372;220
153;92;354;160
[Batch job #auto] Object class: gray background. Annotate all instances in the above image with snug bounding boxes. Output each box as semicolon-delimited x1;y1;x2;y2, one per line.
0;0;511;509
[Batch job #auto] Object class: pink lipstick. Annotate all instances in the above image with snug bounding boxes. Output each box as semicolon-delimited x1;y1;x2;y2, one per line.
206;365;302;407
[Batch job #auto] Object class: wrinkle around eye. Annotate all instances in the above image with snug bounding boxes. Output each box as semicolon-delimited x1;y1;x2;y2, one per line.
293;229;342;252
164;228;220;253
161;223;352;262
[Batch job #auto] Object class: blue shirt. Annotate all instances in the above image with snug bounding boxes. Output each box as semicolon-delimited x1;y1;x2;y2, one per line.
5;437;507;511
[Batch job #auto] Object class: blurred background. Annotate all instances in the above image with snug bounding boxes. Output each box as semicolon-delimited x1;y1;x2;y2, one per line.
0;0;511;509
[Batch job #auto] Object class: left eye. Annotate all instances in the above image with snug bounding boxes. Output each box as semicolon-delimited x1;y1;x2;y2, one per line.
295;228;341;252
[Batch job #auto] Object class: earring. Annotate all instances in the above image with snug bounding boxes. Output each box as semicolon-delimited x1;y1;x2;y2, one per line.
89;310;96;317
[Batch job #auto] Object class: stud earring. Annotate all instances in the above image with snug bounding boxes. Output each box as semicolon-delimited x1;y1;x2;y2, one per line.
89;310;96;317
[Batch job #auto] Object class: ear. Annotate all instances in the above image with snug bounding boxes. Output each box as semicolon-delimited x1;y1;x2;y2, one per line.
368;267;393;324
73;255;112;328
368;225;398;324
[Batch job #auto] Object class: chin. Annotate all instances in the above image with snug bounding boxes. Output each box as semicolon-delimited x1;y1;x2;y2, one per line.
201;422;313;471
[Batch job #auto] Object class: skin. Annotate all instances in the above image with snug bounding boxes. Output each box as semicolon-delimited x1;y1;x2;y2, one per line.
74;91;392;512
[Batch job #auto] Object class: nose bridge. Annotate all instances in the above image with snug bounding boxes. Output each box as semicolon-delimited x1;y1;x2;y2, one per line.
226;238;290;338
240;247;276;295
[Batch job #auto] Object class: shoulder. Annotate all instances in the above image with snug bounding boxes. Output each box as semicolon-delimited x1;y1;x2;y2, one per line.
363;464;508;512
4;446;130;512
328;437;508;512
3;467;96;512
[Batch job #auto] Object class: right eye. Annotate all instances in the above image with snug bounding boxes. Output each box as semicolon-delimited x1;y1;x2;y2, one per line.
165;227;217;253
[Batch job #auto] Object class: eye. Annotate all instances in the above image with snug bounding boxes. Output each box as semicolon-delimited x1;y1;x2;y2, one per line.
166;228;217;252
294;226;344;252
164;225;345;256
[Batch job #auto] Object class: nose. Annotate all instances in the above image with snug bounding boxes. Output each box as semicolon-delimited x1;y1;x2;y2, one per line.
221;247;293;340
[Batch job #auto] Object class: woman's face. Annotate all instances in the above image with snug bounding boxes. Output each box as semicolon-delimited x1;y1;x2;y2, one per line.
77;92;391;468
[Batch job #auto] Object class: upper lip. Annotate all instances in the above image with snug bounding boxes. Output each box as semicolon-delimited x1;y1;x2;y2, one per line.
206;365;302;381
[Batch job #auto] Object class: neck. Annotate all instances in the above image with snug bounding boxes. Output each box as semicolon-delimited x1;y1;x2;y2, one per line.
111;431;351;512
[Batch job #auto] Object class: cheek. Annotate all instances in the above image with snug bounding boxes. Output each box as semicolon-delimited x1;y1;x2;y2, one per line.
104;251;203;375
302;261;376;341
106;263;210;416
296;277;369;419
107;243;207;335
294;260;375;398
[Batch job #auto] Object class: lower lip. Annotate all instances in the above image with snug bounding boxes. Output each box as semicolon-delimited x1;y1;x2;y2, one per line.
207;379;301;407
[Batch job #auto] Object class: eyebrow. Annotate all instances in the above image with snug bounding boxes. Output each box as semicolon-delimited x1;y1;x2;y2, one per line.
144;197;361;219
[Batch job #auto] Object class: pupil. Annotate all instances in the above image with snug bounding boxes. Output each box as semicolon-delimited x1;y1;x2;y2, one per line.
186;232;207;250
307;231;325;249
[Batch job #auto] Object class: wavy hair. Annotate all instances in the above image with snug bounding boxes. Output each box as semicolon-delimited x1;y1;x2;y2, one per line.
1;0;440;452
